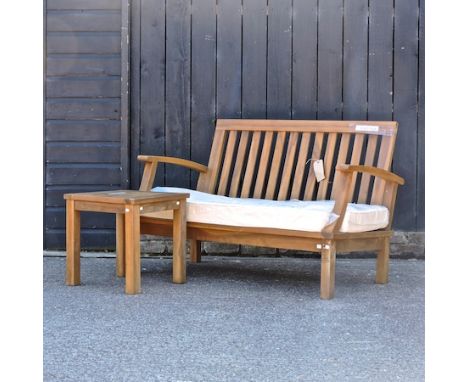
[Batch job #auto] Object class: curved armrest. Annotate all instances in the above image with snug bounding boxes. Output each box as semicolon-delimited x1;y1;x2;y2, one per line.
138;155;208;191
335;164;405;185
322;165;405;236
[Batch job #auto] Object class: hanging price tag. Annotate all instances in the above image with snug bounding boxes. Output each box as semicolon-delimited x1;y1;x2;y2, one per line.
313;159;325;182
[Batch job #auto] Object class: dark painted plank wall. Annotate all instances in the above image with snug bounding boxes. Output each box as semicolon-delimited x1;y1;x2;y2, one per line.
131;0;424;231
44;0;424;249
44;0;125;249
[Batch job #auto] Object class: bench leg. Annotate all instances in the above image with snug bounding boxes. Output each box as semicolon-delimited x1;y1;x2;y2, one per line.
173;200;187;284
116;213;125;277
66;199;81;286
190;239;202;263
376;237;390;284
124;205;141;294
320;242;336;300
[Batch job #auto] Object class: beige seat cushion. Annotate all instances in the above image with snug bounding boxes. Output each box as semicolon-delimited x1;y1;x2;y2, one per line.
144;187;389;233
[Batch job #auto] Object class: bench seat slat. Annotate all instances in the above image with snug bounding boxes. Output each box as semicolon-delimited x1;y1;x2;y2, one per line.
253;131;274;198
265;132;287;199
229;131;250;197
331;133;351;200
241;131;261;198
217;130;238;195
317;133;338;200
358;135;378;203
303;133;324;200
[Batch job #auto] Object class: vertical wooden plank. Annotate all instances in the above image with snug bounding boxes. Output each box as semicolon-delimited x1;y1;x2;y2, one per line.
191;0;217;187
253;131;273;198
217;131;238;195
416;0;425;230
120;0;130;188
217;0;242;118
267;0;292;118
303;133;324;200
371;134;396;204
241;132;262;197
317;0;343;119
165;0;191;188
242;0;267;118
139;0;165;188
393;0;419;230
198;129;228;193
290;133;311;199
172;200;187;284
349;134;365;197
357;135;378;203
130;0;142;189
343;0;368;120
331;133;351;200
265;132;287;199
278;132;299;200
292;0;318;119
317;133;338;200
368;0;393;121
230;131;250;197
320;242;336;300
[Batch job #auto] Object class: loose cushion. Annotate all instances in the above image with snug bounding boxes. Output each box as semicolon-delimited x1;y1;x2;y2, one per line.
145;187;389;233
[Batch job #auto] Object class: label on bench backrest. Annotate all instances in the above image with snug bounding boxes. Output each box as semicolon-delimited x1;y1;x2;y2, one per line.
313;159;325;182
355;124;380;133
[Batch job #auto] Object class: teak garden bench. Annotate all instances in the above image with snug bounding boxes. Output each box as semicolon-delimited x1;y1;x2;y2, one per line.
138;119;404;299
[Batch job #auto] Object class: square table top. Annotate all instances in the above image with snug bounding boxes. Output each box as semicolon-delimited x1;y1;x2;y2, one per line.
64;190;190;205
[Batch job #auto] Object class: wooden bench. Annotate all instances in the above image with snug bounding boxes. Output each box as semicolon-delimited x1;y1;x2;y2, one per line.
138;119;404;299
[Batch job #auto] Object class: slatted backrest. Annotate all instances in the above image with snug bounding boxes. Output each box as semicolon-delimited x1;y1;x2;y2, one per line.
197;119;398;204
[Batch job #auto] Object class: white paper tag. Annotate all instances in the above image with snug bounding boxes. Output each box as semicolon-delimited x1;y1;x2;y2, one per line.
313;159;325;182
355;124;379;132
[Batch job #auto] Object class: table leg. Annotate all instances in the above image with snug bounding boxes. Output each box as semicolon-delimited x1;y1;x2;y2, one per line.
66;199;81;285
124;205;141;294
172;199;187;284
116;213;125;277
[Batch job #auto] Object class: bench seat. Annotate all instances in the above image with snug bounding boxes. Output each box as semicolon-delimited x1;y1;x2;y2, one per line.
146;186;389;233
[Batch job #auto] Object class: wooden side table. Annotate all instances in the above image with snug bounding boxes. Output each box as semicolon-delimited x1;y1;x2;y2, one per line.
63;190;189;294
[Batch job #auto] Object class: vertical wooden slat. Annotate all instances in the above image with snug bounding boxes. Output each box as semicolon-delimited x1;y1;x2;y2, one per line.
368;0;393;122
417;0;425;230
330;133;351;200
292;0;318;119
303;133;324;200
357;135;378;203
290;133;311;199
191;0;217;187
217;0;242;118
139;0;166;188
317;133;338;200
242;0;267;118
165;0;191;187
265;132;287;199
371;134;396;204
393;0;419;229
253;131;274;198
217;130;238;195
343;0;368;120
120;0;130;188
198;129;228;193
241;131;262;197
348;134;365;198
278;132;299;200
267;0;292;118
317;0;343;119
229;131;250;197
130;0;142;189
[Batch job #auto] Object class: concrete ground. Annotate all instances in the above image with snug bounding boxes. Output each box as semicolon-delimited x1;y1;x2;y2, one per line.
44;255;424;382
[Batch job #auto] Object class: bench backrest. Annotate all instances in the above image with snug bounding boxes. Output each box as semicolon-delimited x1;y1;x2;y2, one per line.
197;119;398;204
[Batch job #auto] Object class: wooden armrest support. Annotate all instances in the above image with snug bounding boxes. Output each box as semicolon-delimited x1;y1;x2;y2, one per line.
137;155;208;191
336;164;405;185
322;165;405;236
137;155;208;173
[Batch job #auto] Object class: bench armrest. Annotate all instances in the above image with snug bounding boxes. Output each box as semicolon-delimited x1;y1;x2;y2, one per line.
137;155;208;191
322;164;405;236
